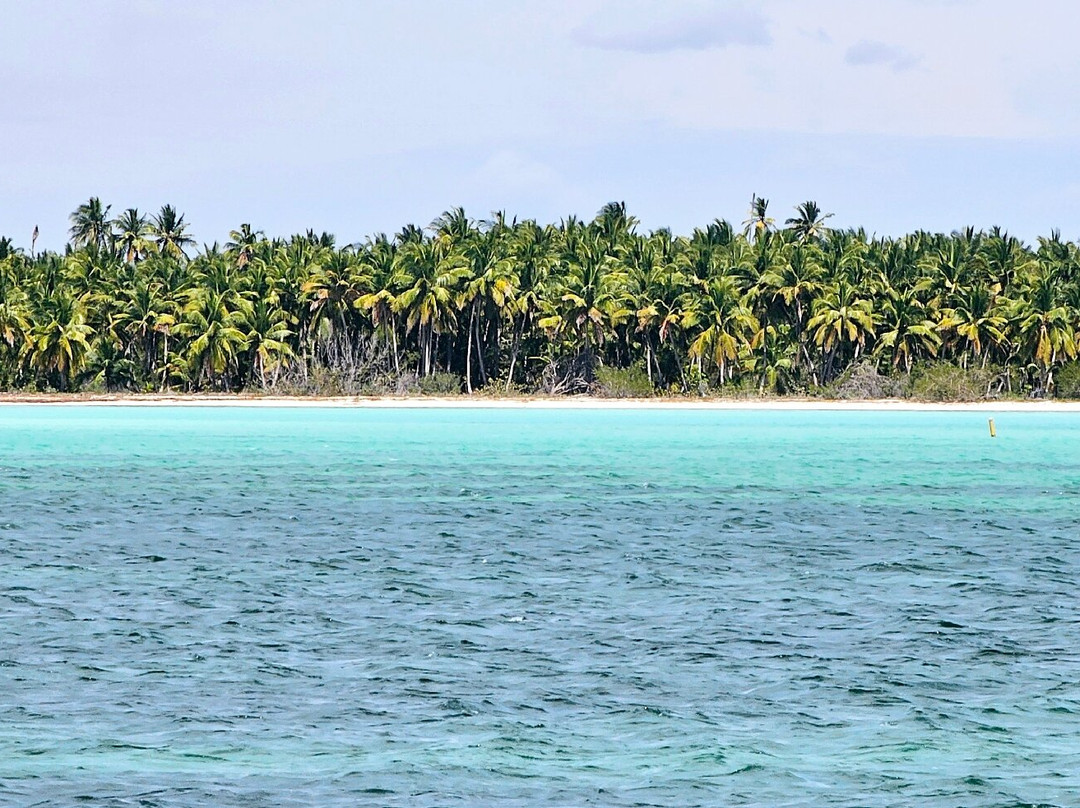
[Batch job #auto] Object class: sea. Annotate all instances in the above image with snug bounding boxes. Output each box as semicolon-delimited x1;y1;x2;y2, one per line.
1;405;1078;807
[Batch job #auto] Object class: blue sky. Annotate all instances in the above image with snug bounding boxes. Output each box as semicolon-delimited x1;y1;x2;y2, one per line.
2;0;1079;250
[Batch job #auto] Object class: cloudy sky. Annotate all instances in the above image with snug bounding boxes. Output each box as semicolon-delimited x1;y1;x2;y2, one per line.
2;0;1080;250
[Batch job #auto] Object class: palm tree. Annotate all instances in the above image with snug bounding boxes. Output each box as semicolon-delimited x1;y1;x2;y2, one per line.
243;297;294;386
807;280;876;383
538;234;629;382
633;253;690;387
178;289;250;389
355;235;403;373
112;279;177;380
0;285;29;385
746;323;796;394
504;221;555;388
25;294;94;390
592;201;639;249
785;201;834;243
112;208;152;264
69;197;113;251
226;224;264;268
459;229;514;391
302;250;369;349
1008;271;1075;394
937;284;1006;368
393;236;469;376
741;195;774;244
875;287;941;373
684;275;759;383
151;205;195;261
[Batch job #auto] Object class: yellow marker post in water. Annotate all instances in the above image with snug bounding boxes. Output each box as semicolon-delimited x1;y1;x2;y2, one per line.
989;418;997;438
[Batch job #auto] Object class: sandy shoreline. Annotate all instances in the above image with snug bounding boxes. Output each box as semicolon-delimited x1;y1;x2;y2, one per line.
0;393;1078;411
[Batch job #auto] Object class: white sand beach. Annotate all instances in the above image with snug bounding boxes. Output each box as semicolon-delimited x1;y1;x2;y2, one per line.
2;394;1079;411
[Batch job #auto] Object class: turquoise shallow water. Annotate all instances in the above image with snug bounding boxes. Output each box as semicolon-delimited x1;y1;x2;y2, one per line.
1;405;1079;807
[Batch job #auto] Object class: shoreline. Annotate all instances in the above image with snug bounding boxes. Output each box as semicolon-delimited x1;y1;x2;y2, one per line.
0;393;1078;411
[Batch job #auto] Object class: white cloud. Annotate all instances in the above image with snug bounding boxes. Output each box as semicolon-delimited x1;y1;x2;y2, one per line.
845;40;920;72
472;151;561;191
574;3;771;53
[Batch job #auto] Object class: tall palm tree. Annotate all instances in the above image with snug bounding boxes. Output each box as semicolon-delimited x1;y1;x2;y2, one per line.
459;229;514;391
807;280;876;383
684;275;759;383
112;208;152;263
69;197;113;251
741;195;774;244
538;234;629;381
504;221;555;389
226;224;264;268
785;200;834;243
393;236;469;376
151;205;196;261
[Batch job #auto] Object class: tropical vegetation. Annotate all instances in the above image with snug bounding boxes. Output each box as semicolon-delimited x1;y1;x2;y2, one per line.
2;197;1080;398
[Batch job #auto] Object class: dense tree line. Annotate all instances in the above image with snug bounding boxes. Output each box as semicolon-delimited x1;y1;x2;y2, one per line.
1;197;1078;396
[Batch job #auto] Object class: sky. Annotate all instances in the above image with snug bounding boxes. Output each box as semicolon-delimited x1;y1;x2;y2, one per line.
2;0;1080;251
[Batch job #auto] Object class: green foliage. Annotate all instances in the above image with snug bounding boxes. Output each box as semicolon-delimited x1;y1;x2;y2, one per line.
1053;362;1080;399
418;372;462;396
3;197;1080;397
593;364;654;398
907;363;993;402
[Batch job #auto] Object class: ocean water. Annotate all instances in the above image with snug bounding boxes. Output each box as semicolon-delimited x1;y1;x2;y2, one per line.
1;405;1078;807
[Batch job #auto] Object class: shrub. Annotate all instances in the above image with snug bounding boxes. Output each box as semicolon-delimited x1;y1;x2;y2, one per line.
592;364;655;398
827;361;904;400
1053;362;1080;399
418;371;462;396
907;363;991;402
474;380;530;398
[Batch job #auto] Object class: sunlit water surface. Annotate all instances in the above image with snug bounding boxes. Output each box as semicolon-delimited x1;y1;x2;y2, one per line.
1;405;1079;807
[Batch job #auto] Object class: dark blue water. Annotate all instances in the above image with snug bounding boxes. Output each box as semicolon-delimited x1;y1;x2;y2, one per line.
1;406;1079;807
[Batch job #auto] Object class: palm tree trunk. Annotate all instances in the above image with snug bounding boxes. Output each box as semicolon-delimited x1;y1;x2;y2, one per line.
390;314;400;374
506;317;523;391
160;331;169;391
465;300;475;393
474;303;487;386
